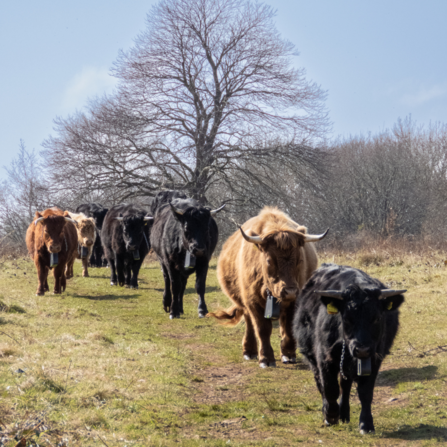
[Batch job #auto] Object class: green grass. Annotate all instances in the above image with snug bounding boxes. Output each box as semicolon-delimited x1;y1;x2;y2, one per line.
0;251;446;446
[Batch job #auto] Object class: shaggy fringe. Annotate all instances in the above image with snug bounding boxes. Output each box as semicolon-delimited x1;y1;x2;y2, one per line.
207;305;244;327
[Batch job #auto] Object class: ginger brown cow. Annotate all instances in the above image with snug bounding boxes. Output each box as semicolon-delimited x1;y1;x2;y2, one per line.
25;208;78;295
208;207;327;368
67;212;96;277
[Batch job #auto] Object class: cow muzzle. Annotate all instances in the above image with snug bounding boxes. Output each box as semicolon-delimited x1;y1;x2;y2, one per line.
48;244;61;254
281;287;299;300
353;346;371;359
190;246;206;257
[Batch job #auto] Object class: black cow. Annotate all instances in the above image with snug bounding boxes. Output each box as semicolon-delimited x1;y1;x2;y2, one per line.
101;204;153;288
76;203;109;267
150;192;225;319
293;263;405;434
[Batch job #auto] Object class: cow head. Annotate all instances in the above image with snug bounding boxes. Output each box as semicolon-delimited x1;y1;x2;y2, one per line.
170;200;225;257
240;226;328;302
77;217;96;247
115;214;153;252
317;286;405;359
34;211;76;254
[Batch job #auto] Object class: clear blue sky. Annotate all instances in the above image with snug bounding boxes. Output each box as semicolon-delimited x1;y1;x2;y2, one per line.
1;0;446;177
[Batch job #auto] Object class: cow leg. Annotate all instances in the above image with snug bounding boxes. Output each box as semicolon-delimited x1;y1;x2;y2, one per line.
116;255;125;286
130;260;142;289
195;262;208;318
243;312;258;360
161;264;172;312
52;264;65;294
339;377;353;423
66;257;75;280
125;262;132;287
279;302;297;363
169;273;184;319
179;275;187;314
82;257;89;277
35;260;48;296
319;363;341;425
108;257;117;285
248;305;275;367
357;372;378;434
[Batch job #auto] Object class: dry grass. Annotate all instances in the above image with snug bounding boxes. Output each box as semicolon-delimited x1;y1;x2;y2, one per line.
0;240;446;446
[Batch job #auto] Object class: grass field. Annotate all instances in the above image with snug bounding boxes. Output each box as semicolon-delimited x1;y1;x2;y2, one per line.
0;249;446;446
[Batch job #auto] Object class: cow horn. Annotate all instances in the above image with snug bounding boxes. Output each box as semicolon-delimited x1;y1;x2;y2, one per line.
115;217;124;221
239;227;263;244
169;203;184;215
210;204;226;216
315;290;344;300
304;229;329;243
34;217;44;226
64;217;77;225
379;289;407;298
144;216;154;221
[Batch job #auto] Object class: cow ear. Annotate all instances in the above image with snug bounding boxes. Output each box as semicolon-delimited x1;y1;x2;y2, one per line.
317;292;344;314
381;295;404;312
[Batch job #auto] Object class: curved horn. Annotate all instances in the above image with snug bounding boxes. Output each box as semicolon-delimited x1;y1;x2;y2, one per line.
169;203;184;215
379;289;406;299
115;217;124;221
64;217;77;225
304;228;329;243
314;290;344;300
34;217;44;226
144;216;154;221
210;204;226;216
239;226;263;244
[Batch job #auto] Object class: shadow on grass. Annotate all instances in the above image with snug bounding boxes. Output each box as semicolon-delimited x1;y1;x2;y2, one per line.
377;365;438;385
384;424;447;441
72;294;140;301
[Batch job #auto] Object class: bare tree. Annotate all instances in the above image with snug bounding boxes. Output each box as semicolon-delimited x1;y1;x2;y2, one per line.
0;141;51;247
43;0;329;203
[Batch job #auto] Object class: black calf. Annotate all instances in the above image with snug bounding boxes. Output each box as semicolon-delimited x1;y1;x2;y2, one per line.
293;263;405;434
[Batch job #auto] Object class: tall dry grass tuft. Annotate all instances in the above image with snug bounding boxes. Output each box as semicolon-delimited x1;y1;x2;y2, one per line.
320;231;447;267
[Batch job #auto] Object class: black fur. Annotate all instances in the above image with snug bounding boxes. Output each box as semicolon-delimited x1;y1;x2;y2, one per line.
101;204;152;288
150;192;220;319
293;263;404;434
76;203;109;267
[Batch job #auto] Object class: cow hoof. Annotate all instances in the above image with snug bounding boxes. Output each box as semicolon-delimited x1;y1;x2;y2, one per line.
169;314;180;319
36;292;45;296
119;282;124;287
259;361;276;368
244;354;257;361
281;356;297;364
110;282;116;286
360;429;375;435
198;312;206;318
359;423;375;435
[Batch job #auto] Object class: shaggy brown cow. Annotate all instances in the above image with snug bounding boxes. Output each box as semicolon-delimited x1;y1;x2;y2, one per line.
25;208;78;295
209;207;327;368
67;212;97;277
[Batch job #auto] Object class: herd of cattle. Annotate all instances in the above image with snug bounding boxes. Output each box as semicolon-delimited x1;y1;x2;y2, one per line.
24;190;406;434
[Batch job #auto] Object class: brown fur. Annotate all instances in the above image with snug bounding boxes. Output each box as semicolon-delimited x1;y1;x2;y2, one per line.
209;207;321;366
25;208;78;295
68;212;97;277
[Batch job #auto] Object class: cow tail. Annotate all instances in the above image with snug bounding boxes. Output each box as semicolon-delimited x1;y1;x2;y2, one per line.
207;305;244;326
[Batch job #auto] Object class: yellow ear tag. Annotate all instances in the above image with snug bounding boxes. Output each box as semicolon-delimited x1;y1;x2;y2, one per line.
327;301;339;315
387;301;393;310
